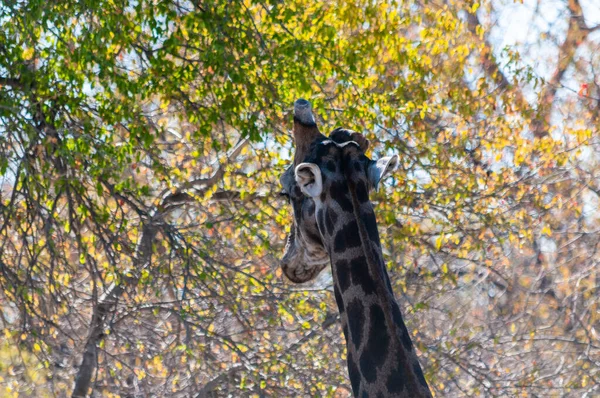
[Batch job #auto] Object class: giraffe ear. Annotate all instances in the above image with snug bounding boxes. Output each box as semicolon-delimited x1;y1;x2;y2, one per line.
295;163;322;198
368;154;399;192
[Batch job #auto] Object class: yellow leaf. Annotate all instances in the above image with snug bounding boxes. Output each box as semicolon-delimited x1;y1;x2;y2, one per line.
541;225;552;236
23;47;34;60
435;235;443;250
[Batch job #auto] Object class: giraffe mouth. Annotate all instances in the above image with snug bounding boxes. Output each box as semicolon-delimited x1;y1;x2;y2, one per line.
280;228;329;283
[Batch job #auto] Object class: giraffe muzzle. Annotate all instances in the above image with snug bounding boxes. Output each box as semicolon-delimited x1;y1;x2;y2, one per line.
292;99;326;166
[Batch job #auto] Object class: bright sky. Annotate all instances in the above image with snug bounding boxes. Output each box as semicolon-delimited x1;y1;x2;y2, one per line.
491;0;600;89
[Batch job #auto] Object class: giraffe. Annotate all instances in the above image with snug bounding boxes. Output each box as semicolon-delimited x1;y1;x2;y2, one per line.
279;99;432;397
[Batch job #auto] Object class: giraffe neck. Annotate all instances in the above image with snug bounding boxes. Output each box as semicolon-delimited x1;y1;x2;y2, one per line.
321;160;431;397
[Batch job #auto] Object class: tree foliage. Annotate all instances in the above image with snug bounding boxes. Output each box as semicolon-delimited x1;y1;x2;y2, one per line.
0;0;599;396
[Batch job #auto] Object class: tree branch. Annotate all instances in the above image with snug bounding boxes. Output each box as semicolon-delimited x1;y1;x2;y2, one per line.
532;0;591;137
0;76;24;90
162;138;250;208
71;138;250;397
466;0;592;138
194;313;339;398
71;222;158;397
465;11;526;110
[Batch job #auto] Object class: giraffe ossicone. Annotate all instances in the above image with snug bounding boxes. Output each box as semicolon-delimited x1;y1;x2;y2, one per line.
279;100;432;397
293;98;316;125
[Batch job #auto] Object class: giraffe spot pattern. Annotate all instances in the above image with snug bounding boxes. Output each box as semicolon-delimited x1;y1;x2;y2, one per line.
291;198;303;217
414;361;429;389
347;351;361;397
325;208;338;236
326;160;336;173
320;191;327;202
358;304;392;388
350;256;376;295
329;127;354;144
304;226;323;247
365;304;390;368
335;259;351;292
392;303;414;351
362;209;380;244
333;220;361;252
353;160;363;173
330;181;353;212
355;180;369;203
333;230;344;253
283;133;432;396
382;267;394;295
386;364;407;394
293;185;302;197
347;298;365;348
359;348;378;383
334;287;345;314
315;141;333;159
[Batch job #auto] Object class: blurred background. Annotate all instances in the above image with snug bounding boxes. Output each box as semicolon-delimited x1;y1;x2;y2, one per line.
0;0;599;396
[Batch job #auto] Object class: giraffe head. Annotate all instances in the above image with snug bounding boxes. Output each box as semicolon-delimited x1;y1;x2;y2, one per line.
279;99;394;283
293;132;399;256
